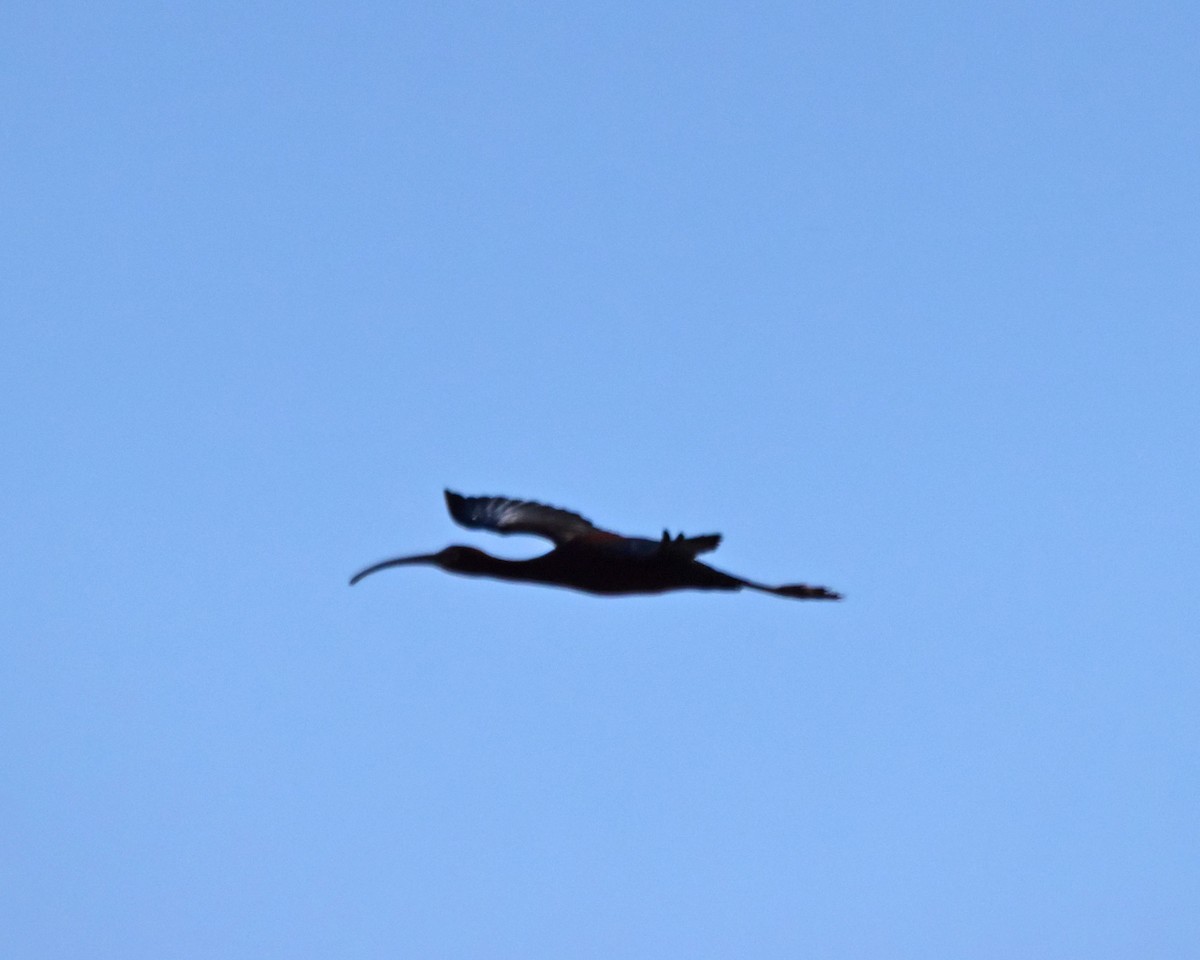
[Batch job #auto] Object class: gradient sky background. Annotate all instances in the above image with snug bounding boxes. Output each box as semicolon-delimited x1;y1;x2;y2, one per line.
4;1;1198;957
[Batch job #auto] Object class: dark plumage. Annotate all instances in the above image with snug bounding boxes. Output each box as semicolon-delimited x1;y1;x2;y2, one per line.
350;490;842;601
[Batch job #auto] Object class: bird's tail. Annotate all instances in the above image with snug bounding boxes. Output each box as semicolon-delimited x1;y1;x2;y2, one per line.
660;530;722;558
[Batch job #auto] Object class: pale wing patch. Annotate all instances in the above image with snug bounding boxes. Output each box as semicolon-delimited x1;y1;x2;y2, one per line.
445;491;603;544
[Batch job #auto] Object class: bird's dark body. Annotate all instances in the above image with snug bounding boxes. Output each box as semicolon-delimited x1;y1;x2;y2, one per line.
349;490;841;601
447;541;743;596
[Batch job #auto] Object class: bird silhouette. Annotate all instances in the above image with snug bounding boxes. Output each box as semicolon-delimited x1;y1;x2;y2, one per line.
349;490;841;601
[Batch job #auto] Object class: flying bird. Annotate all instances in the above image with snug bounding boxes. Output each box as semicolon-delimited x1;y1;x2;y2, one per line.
349;490;841;601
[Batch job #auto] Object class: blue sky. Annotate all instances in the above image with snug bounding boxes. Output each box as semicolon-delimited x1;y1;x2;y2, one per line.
3;1;1198;956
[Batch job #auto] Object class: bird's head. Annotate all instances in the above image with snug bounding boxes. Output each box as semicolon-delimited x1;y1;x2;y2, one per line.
431;545;493;572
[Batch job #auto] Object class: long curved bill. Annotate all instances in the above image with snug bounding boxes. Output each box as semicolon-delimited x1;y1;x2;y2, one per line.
348;553;439;586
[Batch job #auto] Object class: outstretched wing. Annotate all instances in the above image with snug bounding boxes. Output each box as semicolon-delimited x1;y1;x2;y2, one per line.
444;490;615;545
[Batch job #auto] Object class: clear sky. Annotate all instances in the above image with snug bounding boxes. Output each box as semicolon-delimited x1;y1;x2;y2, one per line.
4;1;1198;957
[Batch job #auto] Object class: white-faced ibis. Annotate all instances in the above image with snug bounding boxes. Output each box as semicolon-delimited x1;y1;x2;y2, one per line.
350;491;841;601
